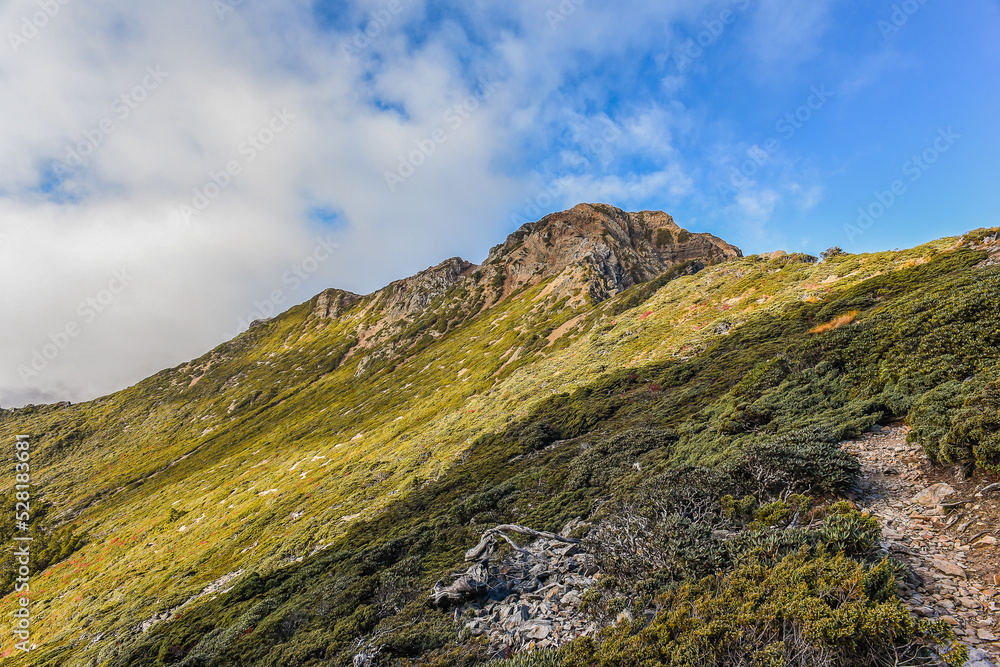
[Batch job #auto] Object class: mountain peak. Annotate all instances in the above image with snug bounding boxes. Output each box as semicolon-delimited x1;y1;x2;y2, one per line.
478;203;741;303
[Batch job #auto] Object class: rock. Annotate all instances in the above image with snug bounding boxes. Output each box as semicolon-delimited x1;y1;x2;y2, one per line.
977;628;998;641
525;624;551;640
932;559;966;578
469;205;742;308
616;610;633;624
912;483;956;507
964;648;996;667
974;536;998;547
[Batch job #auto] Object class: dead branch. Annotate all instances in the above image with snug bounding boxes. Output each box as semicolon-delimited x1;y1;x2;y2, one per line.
464;524;580;562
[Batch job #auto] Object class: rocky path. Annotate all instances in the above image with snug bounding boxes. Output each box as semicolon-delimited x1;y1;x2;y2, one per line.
842;425;1000;666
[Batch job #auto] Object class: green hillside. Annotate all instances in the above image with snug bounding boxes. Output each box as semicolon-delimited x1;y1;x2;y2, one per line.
1;207;998;666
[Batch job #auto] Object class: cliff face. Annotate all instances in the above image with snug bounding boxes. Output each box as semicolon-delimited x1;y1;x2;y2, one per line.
474;204;741;303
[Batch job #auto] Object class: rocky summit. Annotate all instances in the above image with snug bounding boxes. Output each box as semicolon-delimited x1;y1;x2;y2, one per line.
1;209;999;667
308;203;741;355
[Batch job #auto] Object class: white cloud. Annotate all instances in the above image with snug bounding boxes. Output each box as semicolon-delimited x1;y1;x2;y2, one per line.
1;0;722;406
734;188;780;222
744;0;835;66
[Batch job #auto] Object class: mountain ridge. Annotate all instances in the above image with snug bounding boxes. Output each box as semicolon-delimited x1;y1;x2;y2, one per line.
302;203;740;368
1;213;999;667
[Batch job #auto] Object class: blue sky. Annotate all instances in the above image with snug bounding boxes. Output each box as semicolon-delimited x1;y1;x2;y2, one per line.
0;0;997;405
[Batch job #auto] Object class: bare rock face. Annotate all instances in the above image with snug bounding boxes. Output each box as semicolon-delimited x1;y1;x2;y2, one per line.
431;524;602;658
474;203;742;305
373;257;477;322
312;289;362;319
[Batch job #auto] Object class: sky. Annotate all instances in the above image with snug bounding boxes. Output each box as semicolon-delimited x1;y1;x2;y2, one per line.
1;0;998;407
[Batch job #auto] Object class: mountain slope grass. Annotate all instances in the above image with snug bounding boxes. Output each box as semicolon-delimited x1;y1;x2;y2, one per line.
0;230;997;665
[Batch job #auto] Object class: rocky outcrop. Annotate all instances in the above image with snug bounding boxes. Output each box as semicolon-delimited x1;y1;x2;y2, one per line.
372;257;477;323
474;204;741;305
436;529;601;657
312;289;362;319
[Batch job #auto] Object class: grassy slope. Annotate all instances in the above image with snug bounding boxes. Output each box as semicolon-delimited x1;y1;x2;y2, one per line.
0;231;997;665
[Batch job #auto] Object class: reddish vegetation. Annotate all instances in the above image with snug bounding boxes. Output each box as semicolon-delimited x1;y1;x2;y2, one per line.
809;310;859;334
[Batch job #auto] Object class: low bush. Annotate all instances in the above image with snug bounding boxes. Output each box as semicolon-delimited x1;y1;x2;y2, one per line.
563;548;966;667
944;381;1000;473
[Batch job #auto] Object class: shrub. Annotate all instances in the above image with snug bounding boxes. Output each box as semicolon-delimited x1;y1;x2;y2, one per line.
489;647;567;667
565;429;677;490
509;421;559;453
944;381;1000;473
908;378;1000;471
562;548;967;667
588;510;720;587
723;431;860;500
819;502;881;556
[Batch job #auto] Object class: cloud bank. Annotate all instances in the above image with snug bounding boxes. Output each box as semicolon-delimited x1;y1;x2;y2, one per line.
1;0;994;405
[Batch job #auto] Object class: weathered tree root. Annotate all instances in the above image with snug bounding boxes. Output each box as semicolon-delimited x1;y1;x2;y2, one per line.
464;524;580;562
429;563;491;609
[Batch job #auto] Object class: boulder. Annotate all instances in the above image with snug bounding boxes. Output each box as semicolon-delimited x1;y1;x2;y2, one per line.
932;559;966;578
912;483;956;507
964;648;998;667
